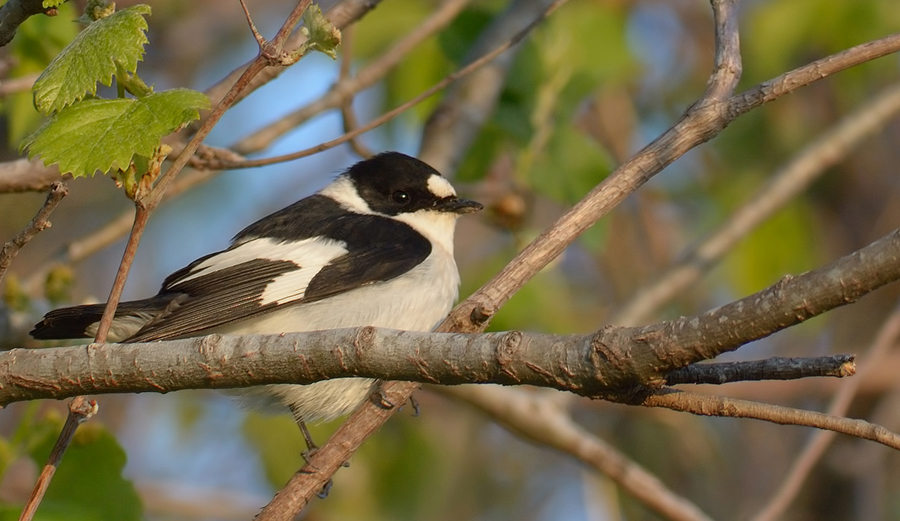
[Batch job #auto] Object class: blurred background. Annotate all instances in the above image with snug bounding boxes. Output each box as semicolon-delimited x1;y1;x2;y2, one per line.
1;0;900;519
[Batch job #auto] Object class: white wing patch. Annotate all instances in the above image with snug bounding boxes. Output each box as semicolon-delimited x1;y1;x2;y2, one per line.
172;237;348;306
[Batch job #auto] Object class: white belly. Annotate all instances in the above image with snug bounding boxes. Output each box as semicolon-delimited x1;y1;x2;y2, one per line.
220;250;460;423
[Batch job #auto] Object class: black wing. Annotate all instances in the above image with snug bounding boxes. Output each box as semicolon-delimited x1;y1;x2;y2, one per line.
32;195;432;343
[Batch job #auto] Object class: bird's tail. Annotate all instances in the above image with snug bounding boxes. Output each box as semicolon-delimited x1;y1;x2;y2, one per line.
30;296;177;341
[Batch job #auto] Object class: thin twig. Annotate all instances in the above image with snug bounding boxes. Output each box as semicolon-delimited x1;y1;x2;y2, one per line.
337;25;374;159
420;0;559;175
749;304;900;521
642;388;900;451
0;181;67;282
233;0;471;156
18;396;98;521
441;0;742;334
194;0;384;132
203;0;570;170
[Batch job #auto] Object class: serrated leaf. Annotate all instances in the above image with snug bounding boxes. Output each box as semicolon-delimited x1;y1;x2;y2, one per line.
33;5;152;114
22;88;209;177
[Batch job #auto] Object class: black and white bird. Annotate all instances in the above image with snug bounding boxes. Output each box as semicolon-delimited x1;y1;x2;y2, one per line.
31;151;482;447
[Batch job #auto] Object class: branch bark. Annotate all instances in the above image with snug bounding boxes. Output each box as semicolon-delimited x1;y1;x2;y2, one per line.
6;226;900;404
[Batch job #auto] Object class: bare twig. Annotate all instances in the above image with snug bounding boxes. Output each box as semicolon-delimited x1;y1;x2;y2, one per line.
442;0;742;335
18;396;98;521
665;356;856;386
613;81;900;325
642;389;900;451
337;25;374;159
201;0;570;170
0;181;67;281
234;0;472;156
749;305;900;521
194;0;384;132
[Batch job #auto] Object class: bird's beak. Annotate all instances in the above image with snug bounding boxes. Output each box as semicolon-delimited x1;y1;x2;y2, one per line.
439;197;483;214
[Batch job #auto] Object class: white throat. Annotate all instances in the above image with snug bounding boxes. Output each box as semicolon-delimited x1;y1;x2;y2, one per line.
394;210;459;255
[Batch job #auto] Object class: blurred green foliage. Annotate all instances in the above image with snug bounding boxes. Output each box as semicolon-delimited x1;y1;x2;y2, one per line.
0;410;141;521
4;2;79;146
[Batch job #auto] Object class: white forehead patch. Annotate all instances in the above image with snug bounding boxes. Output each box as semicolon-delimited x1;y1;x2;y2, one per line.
427;175;456;198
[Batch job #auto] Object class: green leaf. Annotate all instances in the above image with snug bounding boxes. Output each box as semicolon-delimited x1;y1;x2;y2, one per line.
32;5;152;114
22;88;209;177
298;4;341;59
24;418;143;521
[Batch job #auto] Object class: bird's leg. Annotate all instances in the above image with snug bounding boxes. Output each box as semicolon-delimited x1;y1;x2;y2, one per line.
369;380;395;410
298;419;319;462
289;404;320;463
407;394;420;417
290;406;342;498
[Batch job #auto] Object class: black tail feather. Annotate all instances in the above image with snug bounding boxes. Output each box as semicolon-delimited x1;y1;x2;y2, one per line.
30;304;107;339
30;296;177;340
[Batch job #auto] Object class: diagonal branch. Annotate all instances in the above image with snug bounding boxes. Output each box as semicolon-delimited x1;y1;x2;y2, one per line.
613;80;900;326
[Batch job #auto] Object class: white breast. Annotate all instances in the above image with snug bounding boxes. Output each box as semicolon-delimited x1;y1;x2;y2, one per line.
221;247;461;423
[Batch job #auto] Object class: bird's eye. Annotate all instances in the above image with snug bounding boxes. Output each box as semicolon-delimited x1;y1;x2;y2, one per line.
392;191;410;205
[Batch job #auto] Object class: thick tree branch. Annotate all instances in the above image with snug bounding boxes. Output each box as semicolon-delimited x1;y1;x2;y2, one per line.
8;227;900;404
